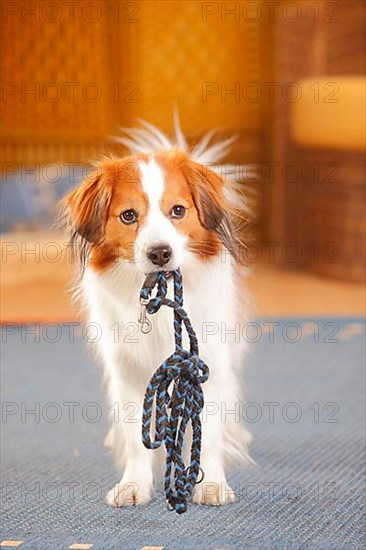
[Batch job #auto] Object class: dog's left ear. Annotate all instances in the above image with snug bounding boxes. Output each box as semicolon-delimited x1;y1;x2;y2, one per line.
182;159;238;260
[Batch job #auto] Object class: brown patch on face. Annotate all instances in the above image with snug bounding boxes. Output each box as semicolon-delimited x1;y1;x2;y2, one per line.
156;152;221;261
93;159;149;270
64;154;150;271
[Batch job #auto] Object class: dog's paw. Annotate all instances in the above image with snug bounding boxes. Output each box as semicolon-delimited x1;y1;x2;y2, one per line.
106;481;152;507
192;481;236;506
104;428;114;449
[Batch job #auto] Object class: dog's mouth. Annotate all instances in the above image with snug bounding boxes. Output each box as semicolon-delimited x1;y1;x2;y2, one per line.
144;269;173;279
141;271;174;300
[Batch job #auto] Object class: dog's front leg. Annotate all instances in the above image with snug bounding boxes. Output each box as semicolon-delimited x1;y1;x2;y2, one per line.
192;354;237;506
105;376;154;507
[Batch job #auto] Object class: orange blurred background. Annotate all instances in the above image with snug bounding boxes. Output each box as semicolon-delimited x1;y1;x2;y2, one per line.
1;0;365;322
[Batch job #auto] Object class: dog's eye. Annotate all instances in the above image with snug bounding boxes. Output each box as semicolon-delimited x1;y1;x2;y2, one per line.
170;205;186;219
120;209;138;224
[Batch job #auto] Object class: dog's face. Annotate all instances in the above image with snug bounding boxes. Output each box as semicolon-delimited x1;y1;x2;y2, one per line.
65;150;237;273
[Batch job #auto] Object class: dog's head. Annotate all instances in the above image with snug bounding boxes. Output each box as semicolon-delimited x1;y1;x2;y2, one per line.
63;150;242;274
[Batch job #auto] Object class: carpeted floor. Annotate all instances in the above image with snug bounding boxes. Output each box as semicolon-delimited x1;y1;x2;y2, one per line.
1;319;365;550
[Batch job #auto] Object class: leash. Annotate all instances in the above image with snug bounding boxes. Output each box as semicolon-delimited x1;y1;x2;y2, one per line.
138;269;209;514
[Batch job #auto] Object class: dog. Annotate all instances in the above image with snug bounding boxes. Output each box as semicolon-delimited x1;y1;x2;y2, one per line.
63;120;252;507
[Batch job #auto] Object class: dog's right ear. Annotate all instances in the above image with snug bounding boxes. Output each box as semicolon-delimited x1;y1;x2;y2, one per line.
60;166;114;268
62;168;113;245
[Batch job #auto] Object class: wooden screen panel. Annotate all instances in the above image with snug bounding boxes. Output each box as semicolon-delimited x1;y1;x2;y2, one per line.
0;0;116;163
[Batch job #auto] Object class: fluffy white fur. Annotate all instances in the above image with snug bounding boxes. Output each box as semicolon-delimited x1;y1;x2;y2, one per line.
77;122;252;507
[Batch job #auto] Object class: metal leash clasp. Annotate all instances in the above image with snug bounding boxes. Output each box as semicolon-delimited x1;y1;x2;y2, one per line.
138;297;152;334
138;272;160;334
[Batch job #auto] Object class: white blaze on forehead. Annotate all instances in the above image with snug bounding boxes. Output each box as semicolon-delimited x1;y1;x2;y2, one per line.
138;157;165;207
135;157;186;271
137;157;170;244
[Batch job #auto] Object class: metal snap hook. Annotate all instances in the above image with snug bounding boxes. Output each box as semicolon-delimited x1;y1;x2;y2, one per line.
138;300;152;334
195;466;205;485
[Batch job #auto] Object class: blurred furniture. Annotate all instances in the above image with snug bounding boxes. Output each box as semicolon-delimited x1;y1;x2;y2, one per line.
270;0;365;281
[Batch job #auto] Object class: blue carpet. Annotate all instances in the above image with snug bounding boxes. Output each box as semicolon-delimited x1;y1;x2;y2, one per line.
1;318;365;549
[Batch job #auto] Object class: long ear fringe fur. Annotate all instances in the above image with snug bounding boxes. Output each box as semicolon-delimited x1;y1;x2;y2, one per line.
58;200;91;273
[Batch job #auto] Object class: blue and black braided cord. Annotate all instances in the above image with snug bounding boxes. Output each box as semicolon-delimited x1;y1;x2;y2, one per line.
140;269;209;514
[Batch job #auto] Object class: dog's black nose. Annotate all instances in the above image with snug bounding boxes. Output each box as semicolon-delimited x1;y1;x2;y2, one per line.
147;245;172;267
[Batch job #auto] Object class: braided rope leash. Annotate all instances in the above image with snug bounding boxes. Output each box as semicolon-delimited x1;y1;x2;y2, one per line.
138;269;209;514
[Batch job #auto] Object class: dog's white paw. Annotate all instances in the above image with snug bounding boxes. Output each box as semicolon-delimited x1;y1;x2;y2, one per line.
192;481;236;506
104;428;114;449
106;481;152;507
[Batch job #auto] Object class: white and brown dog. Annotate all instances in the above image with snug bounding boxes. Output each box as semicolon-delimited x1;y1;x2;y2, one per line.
63;120;252;507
